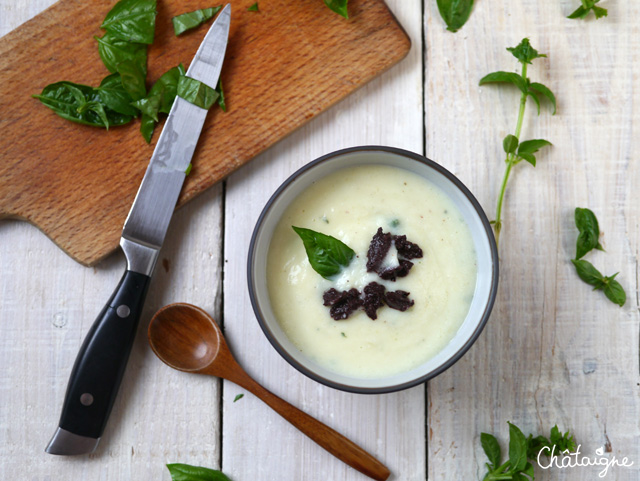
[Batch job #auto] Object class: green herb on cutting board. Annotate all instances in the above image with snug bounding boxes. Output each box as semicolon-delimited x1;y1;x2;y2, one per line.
568;0;608;20
173;6;222;36
292;226;356;279
167;463;232;481
479;38;556;248
571;208;626;307
436;0;474;32
481;423;576;480
248;2;259;12
324;0;349;18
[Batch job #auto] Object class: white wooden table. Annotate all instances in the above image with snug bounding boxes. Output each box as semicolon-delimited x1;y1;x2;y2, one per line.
2;1;639;480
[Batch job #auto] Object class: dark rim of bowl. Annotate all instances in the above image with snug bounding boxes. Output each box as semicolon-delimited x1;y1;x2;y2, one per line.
247;145;499;394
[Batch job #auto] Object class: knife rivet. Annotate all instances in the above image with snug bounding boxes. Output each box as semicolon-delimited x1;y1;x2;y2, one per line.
80;393;94;406
116;305;131;318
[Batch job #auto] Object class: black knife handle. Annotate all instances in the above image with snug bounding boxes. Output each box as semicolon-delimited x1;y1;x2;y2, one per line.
56;270;151;439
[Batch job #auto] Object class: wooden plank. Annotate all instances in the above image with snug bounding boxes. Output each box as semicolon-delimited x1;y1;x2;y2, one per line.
220;0;425;479
424;1;640;479
0;0;410;267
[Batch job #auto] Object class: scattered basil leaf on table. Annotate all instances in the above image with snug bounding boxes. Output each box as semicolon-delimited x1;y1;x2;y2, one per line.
166;463;232;481
177;76;219;109
173;6;222;36
568;0;608;20
95;31;148;74
481;423;576;480
247;2;259;12
233;393;244;402
324;0;348;18
116;58;147;100
574;207;604;259
97;73;139;116
33;81;134;128
436;0;474;33
479;38;555;248
101;0;158;44
292;226;356;279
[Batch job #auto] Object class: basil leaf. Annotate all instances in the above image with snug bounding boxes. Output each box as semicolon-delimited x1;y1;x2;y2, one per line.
480;433;501;468
116;59;147;101
101;0;158;45
549;425;577;452
503;134;519;154
33;81;133;128
527;90;541;115
526;434;550;459
324;0;348;18
436;0;474;33
507;38;546;65
177;76;219;110
132;94;161;121
603;278;626;307
247;2;259;12
166;463;232;481
518;139;552;155
172;6;222;36
97;73;138;116
592;5;608;19
571;259;605;288
479;71;528;94
292;226;355;279
568;0;607;19
567;5;589;19
216;79;227;111
140;113;155;143
507;422;528;472
233;393;244;402
95;31;148;74
517;152;536;166
574;207;603;259
528;82;557;114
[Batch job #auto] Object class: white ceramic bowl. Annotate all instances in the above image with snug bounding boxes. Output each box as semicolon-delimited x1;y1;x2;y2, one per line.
248;146;498;393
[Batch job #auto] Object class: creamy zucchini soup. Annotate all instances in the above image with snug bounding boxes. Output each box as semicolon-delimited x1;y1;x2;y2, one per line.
266;164;477;378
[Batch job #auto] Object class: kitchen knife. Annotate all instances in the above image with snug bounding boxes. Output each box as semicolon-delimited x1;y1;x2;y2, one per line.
45;4;231;456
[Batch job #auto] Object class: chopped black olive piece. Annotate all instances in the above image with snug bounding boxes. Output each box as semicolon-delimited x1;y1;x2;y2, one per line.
379;259;413;281
322;288;362;320
384;290;414;311
366;227;392;273
363;282;385;320
393;234;424;259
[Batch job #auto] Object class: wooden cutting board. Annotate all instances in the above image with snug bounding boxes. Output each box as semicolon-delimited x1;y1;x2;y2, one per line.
0;0;409;266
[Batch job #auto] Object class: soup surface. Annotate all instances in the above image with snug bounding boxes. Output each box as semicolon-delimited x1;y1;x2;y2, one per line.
267;164;477;378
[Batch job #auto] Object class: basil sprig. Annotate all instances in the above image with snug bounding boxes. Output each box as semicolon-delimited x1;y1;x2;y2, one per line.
166;463;231;481
172;6;222;36
436;0;474;33
479;38;556;248
292;226;355;279
568;0;608;20
571;208;626;307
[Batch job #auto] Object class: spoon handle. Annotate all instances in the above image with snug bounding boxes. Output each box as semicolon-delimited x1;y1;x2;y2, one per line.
232;371;390;481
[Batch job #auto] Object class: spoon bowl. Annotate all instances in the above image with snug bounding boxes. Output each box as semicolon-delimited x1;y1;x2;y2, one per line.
147;302;390;481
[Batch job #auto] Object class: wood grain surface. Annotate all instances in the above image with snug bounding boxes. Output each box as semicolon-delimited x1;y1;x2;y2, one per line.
0;0;409;266
2;0;640;480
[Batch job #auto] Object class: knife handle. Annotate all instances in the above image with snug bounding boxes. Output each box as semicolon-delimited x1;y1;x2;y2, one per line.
54;270;150;442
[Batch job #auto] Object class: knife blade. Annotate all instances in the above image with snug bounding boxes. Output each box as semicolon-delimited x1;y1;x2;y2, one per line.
45;4;231;456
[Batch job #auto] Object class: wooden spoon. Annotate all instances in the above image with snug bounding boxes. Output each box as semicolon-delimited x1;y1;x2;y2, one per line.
147;303;391;481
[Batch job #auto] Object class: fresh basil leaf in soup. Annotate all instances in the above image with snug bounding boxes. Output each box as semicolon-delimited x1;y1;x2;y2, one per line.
603;278;626;307
172;6;222;36
95;31;148;74
97;73;139;116
33;81;133;128
436;0;474;33
507;422;528;472
292;226;356;280
480;432;501;468
140;113;155;143
478;71;528;94
166;463;232;481
574;207;603;259
177;76;219;110
101;0;158;45
507;38;546;64
324;0;348;18
247;2;259;12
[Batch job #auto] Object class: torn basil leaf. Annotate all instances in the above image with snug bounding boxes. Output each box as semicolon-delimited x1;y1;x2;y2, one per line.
172;6;222;36
97;73;138;117
140;113;155;143
177;76;219;109
101;0;158;45
216;79;226;111
33;81;133;128
116;58;147;101
292;226;355;279
95;31;148;74
324;0;348;18
248;2;259;12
